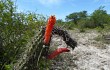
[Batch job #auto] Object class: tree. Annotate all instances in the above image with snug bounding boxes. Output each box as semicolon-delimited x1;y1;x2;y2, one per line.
56;19;63;23
78;11;87;19
66;11;87;25
90;6;110;28
66;12;78;24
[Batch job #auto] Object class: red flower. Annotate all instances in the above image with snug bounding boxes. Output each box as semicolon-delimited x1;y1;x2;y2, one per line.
44;15;56;45
47;47;70;59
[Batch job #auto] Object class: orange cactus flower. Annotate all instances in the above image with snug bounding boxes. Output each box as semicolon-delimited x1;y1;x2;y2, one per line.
44;15;56;45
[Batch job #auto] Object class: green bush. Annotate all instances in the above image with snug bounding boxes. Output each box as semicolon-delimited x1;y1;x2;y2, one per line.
0;0;46;69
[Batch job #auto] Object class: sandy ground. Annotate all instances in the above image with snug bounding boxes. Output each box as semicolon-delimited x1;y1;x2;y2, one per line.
49;30;110;70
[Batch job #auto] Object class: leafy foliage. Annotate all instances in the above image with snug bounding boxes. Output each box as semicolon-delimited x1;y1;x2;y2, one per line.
65;6;110;30
90;6;110;28
0;0;45;69
66;11;87;25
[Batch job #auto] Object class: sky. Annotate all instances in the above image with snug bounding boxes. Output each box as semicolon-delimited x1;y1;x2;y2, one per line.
12;0;110;20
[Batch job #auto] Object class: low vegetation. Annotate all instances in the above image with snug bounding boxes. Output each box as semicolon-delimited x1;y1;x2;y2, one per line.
0;0;110;69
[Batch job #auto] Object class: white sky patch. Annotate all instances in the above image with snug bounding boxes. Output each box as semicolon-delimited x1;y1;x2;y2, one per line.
16;8;24;13
38;0;62;6
108;10;110;14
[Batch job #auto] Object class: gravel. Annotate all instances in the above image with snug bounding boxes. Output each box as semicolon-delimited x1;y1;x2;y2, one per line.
49;30;110;70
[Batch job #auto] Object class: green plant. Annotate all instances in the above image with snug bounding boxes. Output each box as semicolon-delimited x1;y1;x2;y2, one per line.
4;65;12;70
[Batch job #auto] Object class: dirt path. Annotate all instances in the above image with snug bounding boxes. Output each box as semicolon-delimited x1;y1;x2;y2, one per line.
50;30;110;70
